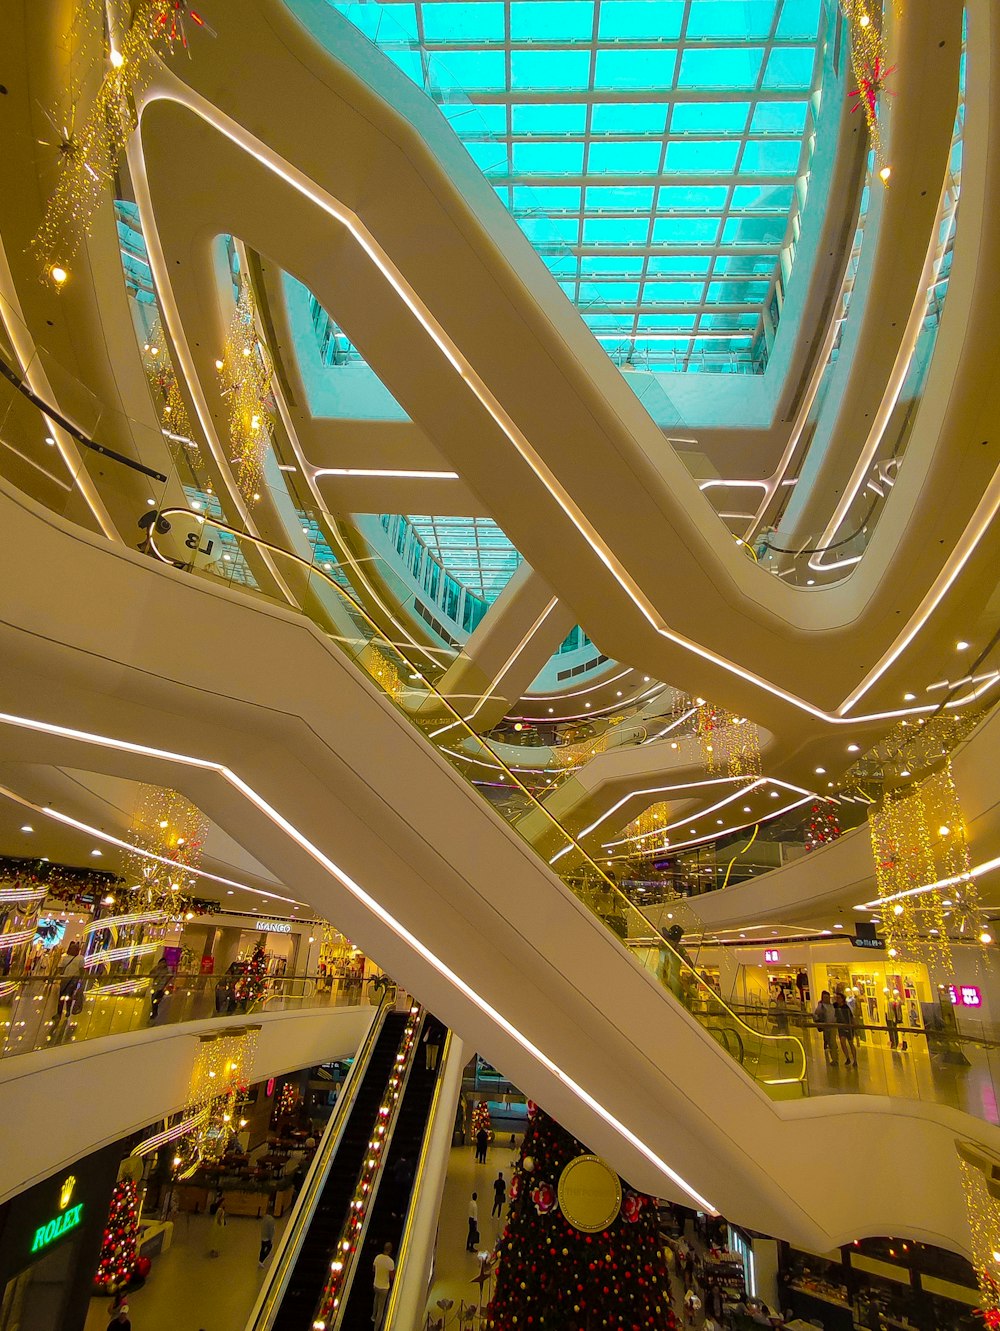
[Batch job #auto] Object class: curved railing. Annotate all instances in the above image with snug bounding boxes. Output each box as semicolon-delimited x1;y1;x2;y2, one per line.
0;969;369;1061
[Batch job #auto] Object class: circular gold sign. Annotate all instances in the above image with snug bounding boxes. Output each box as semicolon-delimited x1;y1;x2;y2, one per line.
557;1154;622;1232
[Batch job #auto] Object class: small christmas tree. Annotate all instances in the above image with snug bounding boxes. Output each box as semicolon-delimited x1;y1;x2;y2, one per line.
485;1105;678;1331
805;802;841;852
472;1101;492;1141
239;941;269;1006
94;1178;140;1293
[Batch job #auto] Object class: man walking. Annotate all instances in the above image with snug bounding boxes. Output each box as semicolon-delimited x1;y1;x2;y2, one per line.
491;1171;506;1217
258;1209;276;1267
372;1242;394;1328
466;1192;479;1252
813;988;839;1065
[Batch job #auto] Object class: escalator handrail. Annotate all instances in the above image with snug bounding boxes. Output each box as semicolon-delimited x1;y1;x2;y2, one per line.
382;1029;457;1331
246;987;396;1331
148;510;806;1085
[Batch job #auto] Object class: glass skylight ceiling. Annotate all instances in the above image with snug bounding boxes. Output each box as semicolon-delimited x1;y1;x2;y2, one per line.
329;0;826;372
405;515;523;602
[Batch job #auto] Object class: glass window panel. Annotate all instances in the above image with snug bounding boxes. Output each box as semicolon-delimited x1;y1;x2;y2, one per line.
544;254;578;276
585;185;655;210
511;49;592;89
701;310;761;330
433;49;507;88
517;216;581;243
598;1;684;40
739;139;802;174
669;102;751;134
512;103;589;134
646;254;713;275
713;254;778;276
775;0;822;39
707;280;770;302
513;186;582;210
582;216;650;244
510;1;594;41
594;48;677;89
465;141;509;173
761;46;816;89
721;215;787;244
749;100;809;134
583;313;634;332
657;185;729;210
635;314;698;329
588;140;663;174
665;140;740;174
579;255;646;276
444;103;508;134
591;103;668;134
384;47;424;85
677;47;764;89
653;216;720;244
730;183;795;211
686;0;777;38
643;281;706;303
334;4;418;41
513;141;586;173
421;3;504;42
593;282;641;303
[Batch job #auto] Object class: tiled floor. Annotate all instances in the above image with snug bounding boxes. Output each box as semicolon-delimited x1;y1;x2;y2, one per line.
82;1209;288;1331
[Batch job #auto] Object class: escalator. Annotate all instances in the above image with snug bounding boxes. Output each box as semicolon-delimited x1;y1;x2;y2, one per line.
272;1011;409;1330
337;1017;447;1331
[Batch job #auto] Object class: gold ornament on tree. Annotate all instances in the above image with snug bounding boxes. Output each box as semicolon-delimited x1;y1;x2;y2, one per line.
217;286;274;503
869;759;983;973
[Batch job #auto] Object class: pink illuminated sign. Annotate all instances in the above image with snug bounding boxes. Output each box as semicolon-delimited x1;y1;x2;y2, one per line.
947;985;982;1008
764;949;780;963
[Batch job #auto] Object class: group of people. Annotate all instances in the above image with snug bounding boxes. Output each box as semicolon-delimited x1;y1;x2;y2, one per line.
813;988;860;1067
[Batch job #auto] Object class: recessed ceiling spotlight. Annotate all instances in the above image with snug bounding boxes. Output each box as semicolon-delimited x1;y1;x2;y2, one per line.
770;791;779;798
815;767;826;775
743;806;751;813
957;641;970;651
834;923;843;929
20;824;33;833
904;692;916;701
848;744;860;753
716;819;723;825
585;702;591;709
90;849;102;857
45;436;56;446
689;827;697;834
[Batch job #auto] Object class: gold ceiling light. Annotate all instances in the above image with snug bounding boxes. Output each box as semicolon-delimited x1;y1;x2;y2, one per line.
124;784;209;915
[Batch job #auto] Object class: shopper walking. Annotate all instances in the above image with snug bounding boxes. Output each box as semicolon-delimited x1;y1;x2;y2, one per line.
772;989;789;1035
423;1023;443;1071
886;993;903;1050
207;1197;227;1258
466;1192;479;1252
372;1242;395;1328
492;1171;506;1217
813;989;839;1065
258;1209;276;1266
834;991;857;1067
475;1127;489;1164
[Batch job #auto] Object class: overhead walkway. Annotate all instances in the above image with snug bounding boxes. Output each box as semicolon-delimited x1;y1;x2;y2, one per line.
2;479;999;1257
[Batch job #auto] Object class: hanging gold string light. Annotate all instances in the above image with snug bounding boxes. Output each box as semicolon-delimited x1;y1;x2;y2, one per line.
551;732;609;771
957;1141;1000;1328
839;0;897;173
31;1;191;277
695;702;761;781
142;321;201;467
123;785;209;916
217;286;274;503
869;758;983;972
622;802;672;860
174;1026;260;1175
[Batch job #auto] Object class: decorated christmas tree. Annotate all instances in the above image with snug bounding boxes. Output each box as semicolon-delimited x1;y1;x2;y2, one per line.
805;802;841;852
93;1178;140;1293
485;1104;678;1331
472;1100;492;1141
239;941;269;1006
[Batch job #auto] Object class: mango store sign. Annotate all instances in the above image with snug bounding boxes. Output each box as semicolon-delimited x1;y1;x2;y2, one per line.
255;920;292;934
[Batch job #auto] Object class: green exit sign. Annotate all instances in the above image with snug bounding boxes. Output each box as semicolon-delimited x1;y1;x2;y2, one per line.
31;1203;83;1253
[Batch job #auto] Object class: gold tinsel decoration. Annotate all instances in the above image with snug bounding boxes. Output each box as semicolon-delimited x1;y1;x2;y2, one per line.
622;802;672;859
869;758;983;973
840;0;896;171
32;2;188;275
360;643;405;704
175;1026;260;1173
218;286;274;503
552;732;609;771
695;702;761;781
142;320;202;468
123;784;209;916
956;1141;1000;1327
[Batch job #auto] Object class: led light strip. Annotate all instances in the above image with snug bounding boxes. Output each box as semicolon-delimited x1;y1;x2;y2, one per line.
0;706;717;1212
126;79;999;731
856;853;1000;911
312;467;459;480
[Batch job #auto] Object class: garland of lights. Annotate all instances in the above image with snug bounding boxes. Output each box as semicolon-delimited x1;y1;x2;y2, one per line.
805;802;841;852
312;1006;422;1328
621;802;672;859
217;285;274;504
869;759;985;972
172;1026;260;1176
957;1141;1000;1329
141;321;201;467
31;1;207;278
694;701;761;781
93;1176;141;1294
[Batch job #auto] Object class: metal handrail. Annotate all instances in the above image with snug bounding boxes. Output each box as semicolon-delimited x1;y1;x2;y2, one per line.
245;988;395;1331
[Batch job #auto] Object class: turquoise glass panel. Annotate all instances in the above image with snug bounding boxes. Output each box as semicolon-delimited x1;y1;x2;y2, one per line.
670;102;751;134
583;217;650;244
588;141;663;174
433;49;506;88
657;185;729;210
707;280;770;302
739;140;803;174
730;183;795;211
677;47;764;89
422;3;504;42
510;2;594;42
594;49;677;90
580;256;646;277
513;186;582;210
517;216;580;243
512;141;586;173
593;282;641;303
597;1;683;41
591;103;668;134
646;255;713;275
686;1;777;39
653;217;720;244
721;216;787;244
776;0;822;40
635;314;698;329
512;103;588;134
585;186;656;210
643;281;706;303
510;49;592;89
665;140;740;174
714;255;778;275
761;46;816;90
749;100;809;134
384;47;424;84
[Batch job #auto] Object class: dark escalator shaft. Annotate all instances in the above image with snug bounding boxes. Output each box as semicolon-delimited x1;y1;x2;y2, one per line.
272;1012;408;1331
338;1018;447;1331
